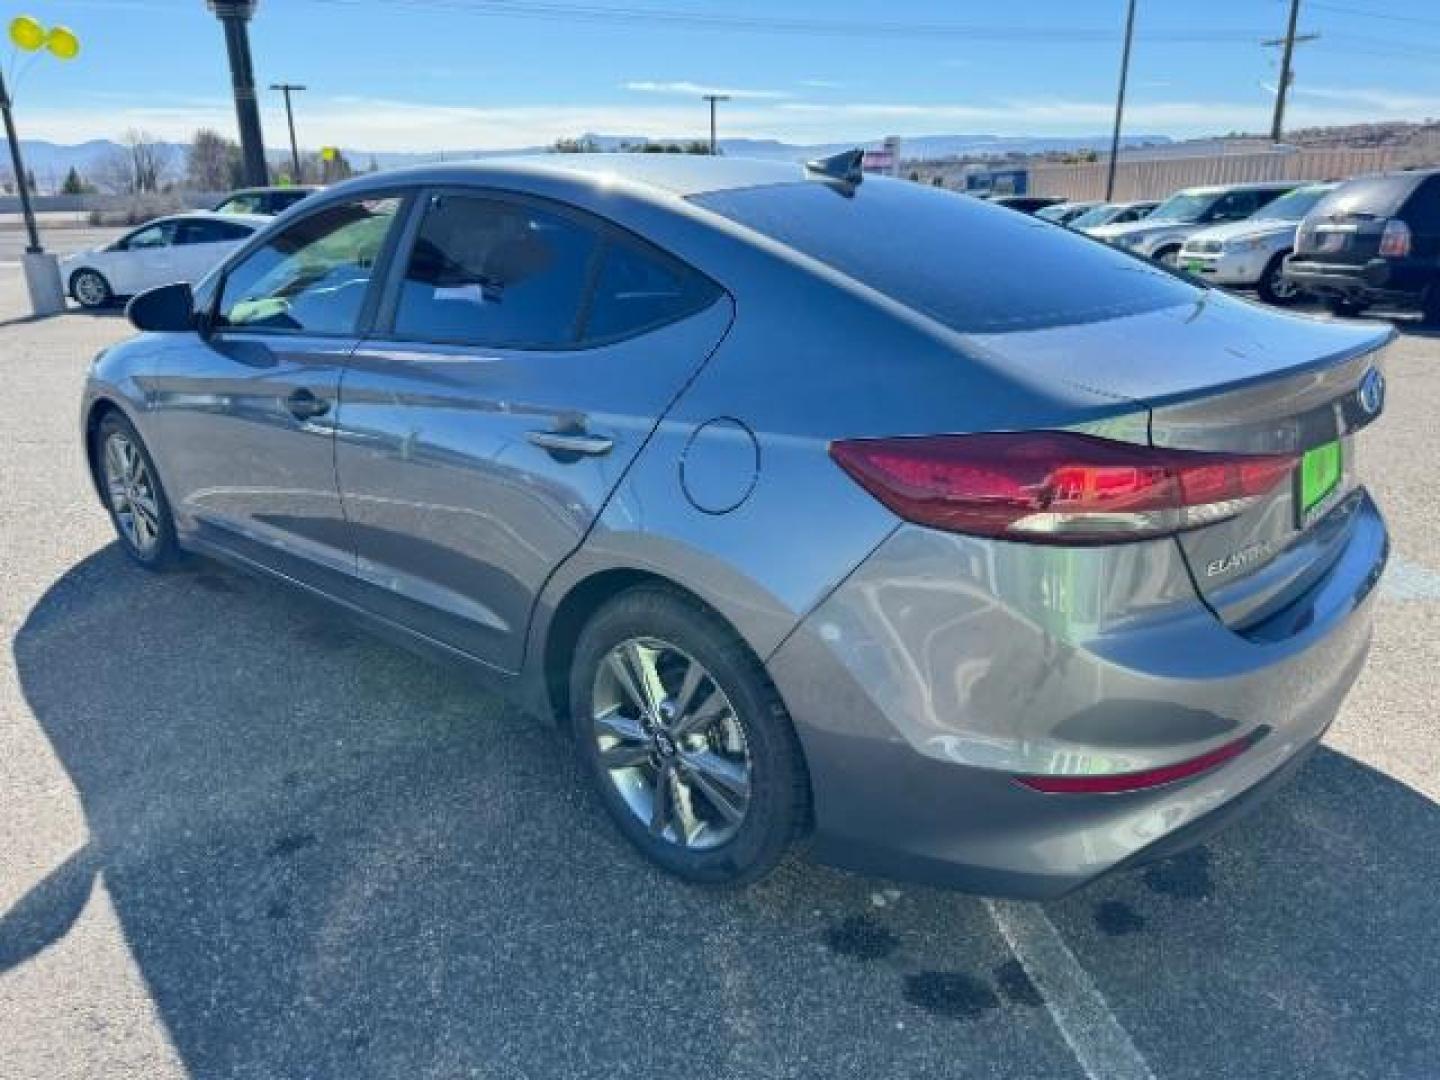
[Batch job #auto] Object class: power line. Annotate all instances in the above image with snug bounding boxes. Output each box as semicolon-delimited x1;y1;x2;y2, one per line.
305;0;1276;43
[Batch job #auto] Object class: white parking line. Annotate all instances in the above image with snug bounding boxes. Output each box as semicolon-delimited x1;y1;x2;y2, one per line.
985;899;1156;1080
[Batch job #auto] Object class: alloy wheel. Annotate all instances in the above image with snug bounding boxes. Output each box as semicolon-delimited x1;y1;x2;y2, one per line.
591;637;752;850
74;271;107;308
103;431;161;555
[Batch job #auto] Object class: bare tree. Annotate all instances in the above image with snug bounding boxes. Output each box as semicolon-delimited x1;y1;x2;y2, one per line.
186;128;241;192
97;129;175;194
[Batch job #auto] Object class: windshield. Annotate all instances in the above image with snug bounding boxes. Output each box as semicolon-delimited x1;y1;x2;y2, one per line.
1253;185;1335;222
692;178;1198;333
1034;204;1069;222
1069;204;1116;229
1147;191;1217;223
1308;174;1423;219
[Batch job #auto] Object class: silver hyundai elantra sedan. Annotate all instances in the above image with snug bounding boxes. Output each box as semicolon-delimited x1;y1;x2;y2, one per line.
82;153;1392;897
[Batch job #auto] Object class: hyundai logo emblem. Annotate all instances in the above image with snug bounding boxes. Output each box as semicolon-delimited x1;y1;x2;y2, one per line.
1358;368;1385;416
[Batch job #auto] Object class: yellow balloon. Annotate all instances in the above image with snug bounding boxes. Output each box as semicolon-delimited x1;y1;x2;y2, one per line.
8;15;46;52
46;25;80;60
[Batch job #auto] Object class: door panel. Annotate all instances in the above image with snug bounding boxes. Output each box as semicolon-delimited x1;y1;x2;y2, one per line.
336;299;733;671
145;194;406;586
144;332;359;586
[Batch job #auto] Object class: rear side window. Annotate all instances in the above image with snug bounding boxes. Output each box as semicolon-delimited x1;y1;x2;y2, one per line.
394;195;597;347
1310;174;1423;219
581;239;719;342
692;179;1198;333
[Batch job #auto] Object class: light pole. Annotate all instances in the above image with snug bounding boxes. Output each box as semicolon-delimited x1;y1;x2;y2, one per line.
1104;0;1136;202
208;1;267;186
4;15;80;315
702;93;729;155
270;82;306;181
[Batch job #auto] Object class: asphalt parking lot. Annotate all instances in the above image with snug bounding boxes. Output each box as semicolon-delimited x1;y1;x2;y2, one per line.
1;244;1439;1080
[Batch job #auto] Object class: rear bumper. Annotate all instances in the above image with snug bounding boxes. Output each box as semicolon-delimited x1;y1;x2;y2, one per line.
767;493;1386;899
1284;255;1434;306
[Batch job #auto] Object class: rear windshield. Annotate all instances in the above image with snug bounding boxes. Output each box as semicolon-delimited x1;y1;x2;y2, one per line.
691;179;1198;333
1309;174;1424;219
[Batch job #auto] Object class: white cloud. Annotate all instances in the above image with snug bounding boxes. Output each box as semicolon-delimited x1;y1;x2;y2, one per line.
1288;84;1440;116
798;78;844;89
623;81;789;100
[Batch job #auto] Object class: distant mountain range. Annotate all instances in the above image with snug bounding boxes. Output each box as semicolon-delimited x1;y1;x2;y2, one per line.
12;132;1176;184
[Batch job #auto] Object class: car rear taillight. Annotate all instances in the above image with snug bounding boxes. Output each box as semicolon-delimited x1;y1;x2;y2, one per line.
1015;732;1261;794
1379;218;1412;258
829;431;1298;545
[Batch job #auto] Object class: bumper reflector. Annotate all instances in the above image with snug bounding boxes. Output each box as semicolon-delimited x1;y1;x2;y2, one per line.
1016;733;1261;794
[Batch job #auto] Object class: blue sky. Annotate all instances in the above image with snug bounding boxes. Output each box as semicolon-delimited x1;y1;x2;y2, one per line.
8;0;1440;150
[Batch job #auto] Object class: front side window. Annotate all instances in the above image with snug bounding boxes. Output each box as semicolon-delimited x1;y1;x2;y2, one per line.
1210;191;1262;222
393;195;597;347
175;219;252;245
218;196;401;334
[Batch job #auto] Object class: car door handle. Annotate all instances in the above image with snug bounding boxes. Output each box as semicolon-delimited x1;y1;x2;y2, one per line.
526;430;614;457
285;388;330;421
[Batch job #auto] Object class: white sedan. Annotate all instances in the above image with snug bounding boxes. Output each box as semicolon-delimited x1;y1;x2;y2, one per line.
62;211;268;309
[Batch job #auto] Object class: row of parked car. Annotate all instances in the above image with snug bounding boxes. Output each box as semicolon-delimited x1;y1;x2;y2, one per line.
991;168;1440;322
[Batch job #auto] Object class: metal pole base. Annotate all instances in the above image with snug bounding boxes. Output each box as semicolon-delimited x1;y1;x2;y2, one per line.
22;251;66;316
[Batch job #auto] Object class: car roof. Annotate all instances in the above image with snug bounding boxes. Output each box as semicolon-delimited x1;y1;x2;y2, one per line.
222;186;321;197
318;154;824;201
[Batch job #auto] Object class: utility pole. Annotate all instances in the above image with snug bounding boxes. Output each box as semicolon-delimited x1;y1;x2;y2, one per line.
270;82;306;181
1264;0;1318;143
702;93;730;155
208;1;268;186
1104;0;1136;202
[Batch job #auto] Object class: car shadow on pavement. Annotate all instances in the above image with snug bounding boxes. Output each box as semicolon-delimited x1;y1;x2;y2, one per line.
10;546;1440;1078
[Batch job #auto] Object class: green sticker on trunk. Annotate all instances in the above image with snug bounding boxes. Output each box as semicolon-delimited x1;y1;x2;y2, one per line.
1299;440;1342;513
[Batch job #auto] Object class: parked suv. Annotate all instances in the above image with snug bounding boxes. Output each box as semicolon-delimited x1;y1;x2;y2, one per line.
1178;183;1339;305
1091;182;1295;266
1284;169;1440;321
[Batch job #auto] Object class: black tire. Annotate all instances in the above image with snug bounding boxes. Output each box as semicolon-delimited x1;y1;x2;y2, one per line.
1257;252;1301;306
70;268;113;310
570;585;809;886
1420;284;1440;327
1325;297;1369;319
93;410;183;570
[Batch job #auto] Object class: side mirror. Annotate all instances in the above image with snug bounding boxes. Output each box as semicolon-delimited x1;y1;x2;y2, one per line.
126;282;198;333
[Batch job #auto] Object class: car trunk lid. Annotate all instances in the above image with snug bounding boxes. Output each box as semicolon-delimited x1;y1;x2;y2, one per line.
963;293;1394;631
